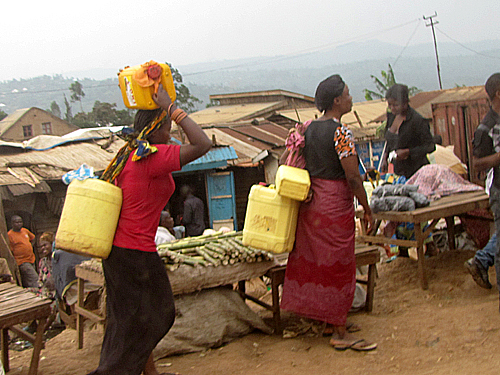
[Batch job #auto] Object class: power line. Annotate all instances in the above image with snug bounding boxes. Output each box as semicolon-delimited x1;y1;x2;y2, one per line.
0;83;116;97
436;27;500;60
393;19;422;67
184;18;421;77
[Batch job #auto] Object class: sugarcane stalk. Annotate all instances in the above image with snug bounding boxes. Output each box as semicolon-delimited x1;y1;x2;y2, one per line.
195;247;220;266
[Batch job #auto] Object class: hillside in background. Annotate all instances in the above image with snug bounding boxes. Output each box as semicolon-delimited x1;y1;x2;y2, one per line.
1;39;498;118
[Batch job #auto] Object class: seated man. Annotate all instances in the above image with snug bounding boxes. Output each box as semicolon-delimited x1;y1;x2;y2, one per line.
7;215;38;288
155;210;177;246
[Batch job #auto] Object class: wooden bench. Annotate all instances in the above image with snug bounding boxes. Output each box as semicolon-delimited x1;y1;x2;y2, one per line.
238;244;381;334
0;283;52;375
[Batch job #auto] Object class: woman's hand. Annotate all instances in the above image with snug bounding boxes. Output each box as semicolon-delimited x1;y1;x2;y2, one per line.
396;148;410;160
380;160;388;173
363;209;374;235
153;84;173;110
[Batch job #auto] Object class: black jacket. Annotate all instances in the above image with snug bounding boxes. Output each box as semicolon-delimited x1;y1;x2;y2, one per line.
385;107;435;178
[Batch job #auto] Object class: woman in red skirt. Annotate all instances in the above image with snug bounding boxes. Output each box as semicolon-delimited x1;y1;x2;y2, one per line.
281;75;376;351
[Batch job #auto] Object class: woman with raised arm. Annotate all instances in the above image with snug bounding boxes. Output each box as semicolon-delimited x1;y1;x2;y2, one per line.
281;75;377;351
89;84;211;375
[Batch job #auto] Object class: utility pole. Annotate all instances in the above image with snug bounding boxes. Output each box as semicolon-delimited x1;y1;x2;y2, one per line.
423;12;443;90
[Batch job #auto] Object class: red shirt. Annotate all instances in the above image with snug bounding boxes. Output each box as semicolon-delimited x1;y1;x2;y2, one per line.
113;144;181;252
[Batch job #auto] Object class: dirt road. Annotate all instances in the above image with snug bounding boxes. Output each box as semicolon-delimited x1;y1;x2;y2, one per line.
7;247;500;375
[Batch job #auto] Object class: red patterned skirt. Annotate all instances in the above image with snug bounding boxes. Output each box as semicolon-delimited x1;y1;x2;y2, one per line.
281;178;356;326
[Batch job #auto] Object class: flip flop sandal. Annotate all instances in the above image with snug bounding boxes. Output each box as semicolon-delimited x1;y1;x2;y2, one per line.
329;337;355;351
323;322;361;336
330;338;377;351
350;339;377;352
346;322;361;333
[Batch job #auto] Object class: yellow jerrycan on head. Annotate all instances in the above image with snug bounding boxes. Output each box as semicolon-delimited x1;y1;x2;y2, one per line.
118;60;177;110
55;178;122;259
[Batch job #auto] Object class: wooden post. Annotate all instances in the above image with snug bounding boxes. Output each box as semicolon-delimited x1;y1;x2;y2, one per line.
414;222;428;290
0;200;21;285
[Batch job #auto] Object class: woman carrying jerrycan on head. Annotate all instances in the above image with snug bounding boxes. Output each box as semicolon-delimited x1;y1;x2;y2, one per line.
88;84;211;375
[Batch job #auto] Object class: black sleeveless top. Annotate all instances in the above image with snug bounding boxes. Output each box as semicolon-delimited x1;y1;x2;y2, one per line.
304;119;346;180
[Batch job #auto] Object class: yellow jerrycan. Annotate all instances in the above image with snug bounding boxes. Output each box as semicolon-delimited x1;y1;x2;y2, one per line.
242;184;300;254
118;60;177;110
55;178;122;259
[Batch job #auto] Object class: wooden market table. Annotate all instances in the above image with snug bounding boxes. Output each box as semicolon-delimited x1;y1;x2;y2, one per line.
238;244;381;334
74;260;277;349
356;191;490;290
0;283;52;375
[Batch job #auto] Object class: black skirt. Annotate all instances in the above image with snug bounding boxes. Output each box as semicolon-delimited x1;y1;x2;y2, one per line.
88;246;175;375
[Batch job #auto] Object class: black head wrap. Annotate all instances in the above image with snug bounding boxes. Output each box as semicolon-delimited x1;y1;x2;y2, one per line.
314;74;345;113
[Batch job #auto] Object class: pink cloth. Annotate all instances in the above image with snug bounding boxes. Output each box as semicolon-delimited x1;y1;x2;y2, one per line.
284;120;312;169
281;178;356;325
406;164;483;200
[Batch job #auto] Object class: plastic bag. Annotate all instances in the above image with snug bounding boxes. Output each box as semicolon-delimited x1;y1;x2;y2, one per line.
62;164;97;185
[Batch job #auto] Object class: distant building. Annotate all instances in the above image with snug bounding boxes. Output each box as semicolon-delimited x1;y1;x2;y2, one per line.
0;107;79;142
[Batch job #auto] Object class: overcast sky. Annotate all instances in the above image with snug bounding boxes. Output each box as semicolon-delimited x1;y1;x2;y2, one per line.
1;0;499;82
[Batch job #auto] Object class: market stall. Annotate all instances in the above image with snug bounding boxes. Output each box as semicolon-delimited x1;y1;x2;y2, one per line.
74;231;278;348
356;190;490;290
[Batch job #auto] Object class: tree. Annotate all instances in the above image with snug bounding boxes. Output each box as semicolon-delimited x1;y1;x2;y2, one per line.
49;101;61;118
72;112;94;128
115;108;135;126
364;64;420;101
0;110;7;121
167;63;201;113
63;94;72;122
69;81;85;112
90;101;119;127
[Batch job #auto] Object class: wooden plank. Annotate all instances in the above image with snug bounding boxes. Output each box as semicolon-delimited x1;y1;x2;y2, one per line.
75;267;105;285
356;191;489;222
0;306;51;329
358;235;418;247
74;306;105;323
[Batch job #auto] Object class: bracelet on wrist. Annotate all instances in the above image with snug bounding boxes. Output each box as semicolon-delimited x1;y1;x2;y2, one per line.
171;108;188;124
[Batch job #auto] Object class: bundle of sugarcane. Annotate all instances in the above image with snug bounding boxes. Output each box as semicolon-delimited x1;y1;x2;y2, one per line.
157;230;274;270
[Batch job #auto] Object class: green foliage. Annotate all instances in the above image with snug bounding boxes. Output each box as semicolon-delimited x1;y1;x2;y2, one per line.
72;101;135;128
72;112;94;128
167;63;201;113
49;101;61;118
0;110;7;121
91;101;119;127
115;108;135;126
206;99;220;108
63;94;72;122
70;81;85;112
364;64;421;101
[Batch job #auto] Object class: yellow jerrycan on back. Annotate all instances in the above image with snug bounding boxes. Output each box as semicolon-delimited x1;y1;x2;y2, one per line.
55;178;122;259
118;61;177;110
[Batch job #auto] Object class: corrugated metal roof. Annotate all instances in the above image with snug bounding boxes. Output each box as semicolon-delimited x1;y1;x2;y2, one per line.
0;108;30;136
276;99;388;127
274;100;387;141
189;102;287;125
7;181;51;196
0;141;123;186
186;146;238;165
196;119;288;163
210;89;314;102
373;85;488;122
0;131;239;186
